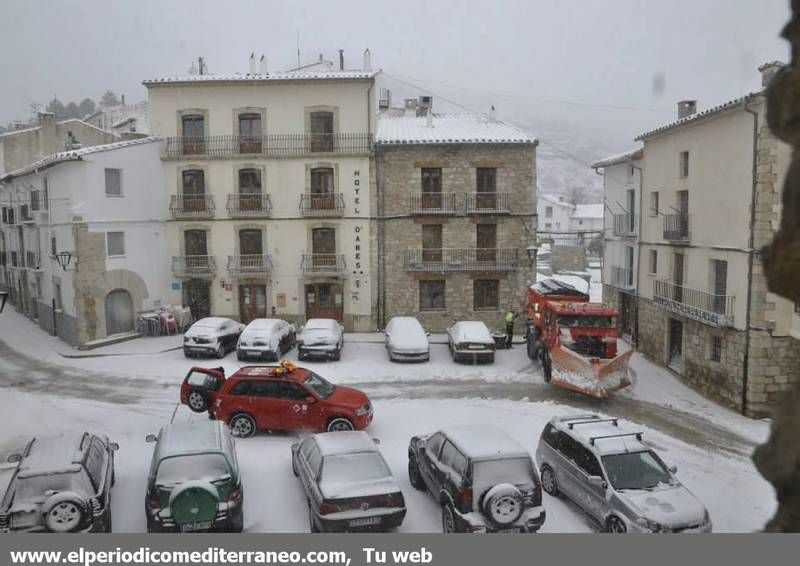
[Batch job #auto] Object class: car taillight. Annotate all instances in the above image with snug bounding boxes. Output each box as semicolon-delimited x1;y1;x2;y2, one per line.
147;493;161;510
318;502;340;515
228;485;242;503
380;492;405;508
460;487;473;507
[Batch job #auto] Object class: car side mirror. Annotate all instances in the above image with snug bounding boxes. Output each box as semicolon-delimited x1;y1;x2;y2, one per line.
109;442;120;452
372;438;381;445
291;442;299;450
145;434;157;444
588;476;606;489
6;453;22;464
669;465;678;474
305;396;317;404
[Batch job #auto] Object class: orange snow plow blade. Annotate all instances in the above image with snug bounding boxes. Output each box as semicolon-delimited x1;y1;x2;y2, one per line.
549;347;634;398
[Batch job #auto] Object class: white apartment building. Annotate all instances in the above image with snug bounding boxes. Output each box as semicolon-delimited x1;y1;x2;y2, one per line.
0;138;168;346
537;193;574;244
144;54;378;330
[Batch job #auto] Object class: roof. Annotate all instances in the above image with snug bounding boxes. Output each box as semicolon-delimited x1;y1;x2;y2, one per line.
572;203;604;219
635;92;763;141
531;278;589;299
538;193;575;209
143;69;379;86
441;425;529;461
314;431;378;457
0;118;111;140
1;137;160;181
376;113;536;145
17;433;87;478
591;147;643;168
157;421;225;459
552;415;647;456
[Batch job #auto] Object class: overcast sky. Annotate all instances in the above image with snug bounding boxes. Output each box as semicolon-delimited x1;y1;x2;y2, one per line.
0;0;791;152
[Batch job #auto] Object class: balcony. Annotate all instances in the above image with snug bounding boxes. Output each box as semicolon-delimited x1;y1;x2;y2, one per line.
301;254;347;276
10;251;19;268
662;213;690;241
226;194;272;218
20;205;34;223
612;213;637;236
404;248;519;272
465;192;512;214
409;192;459;215
25;251;41;270
169;195;215;219
609;266;634;289
227;255;273;277
161;133;372;159
172;255;216;278
653;279;735;327
299;193;345;217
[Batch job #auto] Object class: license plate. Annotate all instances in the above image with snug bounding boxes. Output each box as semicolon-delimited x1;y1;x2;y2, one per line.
496;528;519;533
349;516;381;527
180;520;212;532
246;350;260;356
468;344;485;350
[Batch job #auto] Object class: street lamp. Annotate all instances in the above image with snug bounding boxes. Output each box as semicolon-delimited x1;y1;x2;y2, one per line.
54;251;73;271
0;290;8;313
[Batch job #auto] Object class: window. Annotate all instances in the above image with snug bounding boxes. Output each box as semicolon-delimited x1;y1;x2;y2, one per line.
30;190;41;211
229;380;252;396
710;335;722;363
1;207;7;224
105;168;122;196
650;191;659;216
42;177;49;210
420;280;445;311
239;168;261;193
476;167;496;192
573;444;603;477
238;113;262;153
474;280;499;310
426;433;445;458
545;206;553;218
421;168;442;193
51;235;57;256
280;382;308;400
711;259;728;314
310;168;334;195
545;222;552;229
649;249;658;274
440;441;468;477
181;114;205;154
53;281;63;311
306;443;322;479
106;232;125;256
309;111;334;152
679;151;689;178
422;224;442;262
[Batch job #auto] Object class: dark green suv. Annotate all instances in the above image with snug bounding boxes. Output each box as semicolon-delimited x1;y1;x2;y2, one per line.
144;420;243;533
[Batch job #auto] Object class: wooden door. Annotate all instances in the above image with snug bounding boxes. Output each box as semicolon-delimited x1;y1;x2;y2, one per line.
238;169;262;211
311;228;336;269
105;289;134;336
183;279;211;320
422;225;442;262
181;115;205;154
239;229;263;269
476;223;497;262
182;170;205;212
305;283;343;321
476;168;497;209
421;168;442;209
239;285;267;324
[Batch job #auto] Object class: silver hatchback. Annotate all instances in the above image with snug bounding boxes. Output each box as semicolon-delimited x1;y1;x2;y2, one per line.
535;414;712;533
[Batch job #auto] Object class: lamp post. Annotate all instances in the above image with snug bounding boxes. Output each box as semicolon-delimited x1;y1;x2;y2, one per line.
0;290;8;313
54;251;73;271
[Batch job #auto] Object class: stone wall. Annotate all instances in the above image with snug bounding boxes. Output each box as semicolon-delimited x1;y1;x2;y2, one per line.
746;331;800;417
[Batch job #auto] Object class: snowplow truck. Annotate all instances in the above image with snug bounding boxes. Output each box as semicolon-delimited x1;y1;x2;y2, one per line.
525;279;633;398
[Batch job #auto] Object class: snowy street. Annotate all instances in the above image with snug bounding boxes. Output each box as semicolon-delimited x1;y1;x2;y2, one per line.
0;309;776;533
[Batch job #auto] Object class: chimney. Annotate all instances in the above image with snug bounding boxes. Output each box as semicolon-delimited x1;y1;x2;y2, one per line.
363;49;371;71
378;88;391;109
198;57;206;75
677;100;697;119
758;61;784;87
259;54;267;74
417;96;433;117
489;105;496;122
338;49;344;70
249;52;256;74
121;94;125;105
404;98;418;118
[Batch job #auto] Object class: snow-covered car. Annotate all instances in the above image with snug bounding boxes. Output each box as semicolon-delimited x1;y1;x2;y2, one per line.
384;316;430;362
183;317;244;359
536;415;712;533
408;425;545;533
236;318;296;361
447;321;496;364
145;420;243;533
0;432;118;533
292;431;406;533
297;319;344;361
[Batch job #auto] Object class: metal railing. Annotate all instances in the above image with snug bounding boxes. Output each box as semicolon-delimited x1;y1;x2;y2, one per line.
653;279;735;327
609;266;635;289
227;254;273;276
169;195;215;219
409;192;459;215
226;194;272;218
299;193;345;217
405;248;519;272
162;133;372;158
301;254;347;275
25;251;40;270
612;213;637;236
465;192;512;214
172;255;216;277
10;251;18;267
662;213;690;241
20;205;33;223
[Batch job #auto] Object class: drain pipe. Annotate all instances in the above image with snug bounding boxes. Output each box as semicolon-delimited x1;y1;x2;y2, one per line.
742;95;759;417
630;162;644;347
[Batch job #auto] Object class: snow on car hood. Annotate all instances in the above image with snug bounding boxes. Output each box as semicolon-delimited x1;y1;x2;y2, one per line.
450;321;492;344
388;320;428;352
320;476;400;500
618;484;707;527
299;328;337;346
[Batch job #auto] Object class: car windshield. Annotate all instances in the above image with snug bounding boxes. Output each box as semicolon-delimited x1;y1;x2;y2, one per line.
155;454;230;486
321;452;390;483
303;328;332;338
186;372;216;387
15;471;92;500
303;373;335;399
601;450;672;490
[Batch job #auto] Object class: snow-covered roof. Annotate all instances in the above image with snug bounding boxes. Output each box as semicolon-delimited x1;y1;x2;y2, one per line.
538;193;576;209
553;416;647;456
572;203;604;219
245;318;283;330
376;113;536;145
1;137;160;181
157;421;226;459
442;425;530;461
16;434;86;478
143;69;379;86
304;318;340;331
314;431;378;457
0;118;110;140
591;147;643;168
112;116;139;128
635;92;763;141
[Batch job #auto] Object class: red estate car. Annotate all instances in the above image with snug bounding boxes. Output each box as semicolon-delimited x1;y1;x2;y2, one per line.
179;362;373;438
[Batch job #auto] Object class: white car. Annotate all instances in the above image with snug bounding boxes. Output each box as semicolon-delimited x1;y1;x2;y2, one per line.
297;318;345;361
183;317;244;359
236;318;296;362
384;316;430;362
447;321;496;364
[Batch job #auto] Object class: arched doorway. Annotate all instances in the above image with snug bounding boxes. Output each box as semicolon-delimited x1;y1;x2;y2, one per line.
105;289;134;336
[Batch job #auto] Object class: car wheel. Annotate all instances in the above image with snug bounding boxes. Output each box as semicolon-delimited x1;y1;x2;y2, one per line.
227;509;244;533
229;414;256;438
606;516;627;534
408;458;425;491
187;388;209;413
540;465;559;496
327;417;354;432
482;484;523;527
309;503;320;533
44;495;87;533
441;503;458;533
541;350;552;383
215;343;226;359
332;347;341;361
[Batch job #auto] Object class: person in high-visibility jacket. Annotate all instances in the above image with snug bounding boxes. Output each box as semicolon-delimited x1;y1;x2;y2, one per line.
505;310;516;348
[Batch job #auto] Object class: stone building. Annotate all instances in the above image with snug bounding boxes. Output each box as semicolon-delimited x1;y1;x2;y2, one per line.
630;62;799;417
373;101;537;332
0;138;168;347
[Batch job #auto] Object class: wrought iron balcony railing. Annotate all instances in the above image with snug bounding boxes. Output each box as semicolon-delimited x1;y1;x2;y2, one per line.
299;193;345;217
162;133;372;159
172;255;216;277
169;195;215;219
227;254;273;276
653;279;735;327
404;248;519;272
226;194;272;218
465;192;512;214
301;254;347;275
409;192;458;215
662;213;690;241
609;266;635;289
612;213;637;236
25;251;41;270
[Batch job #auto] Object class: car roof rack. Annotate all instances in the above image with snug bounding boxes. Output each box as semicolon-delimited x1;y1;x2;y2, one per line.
568;418;618;429
559;414;599;422
589;432;643;446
